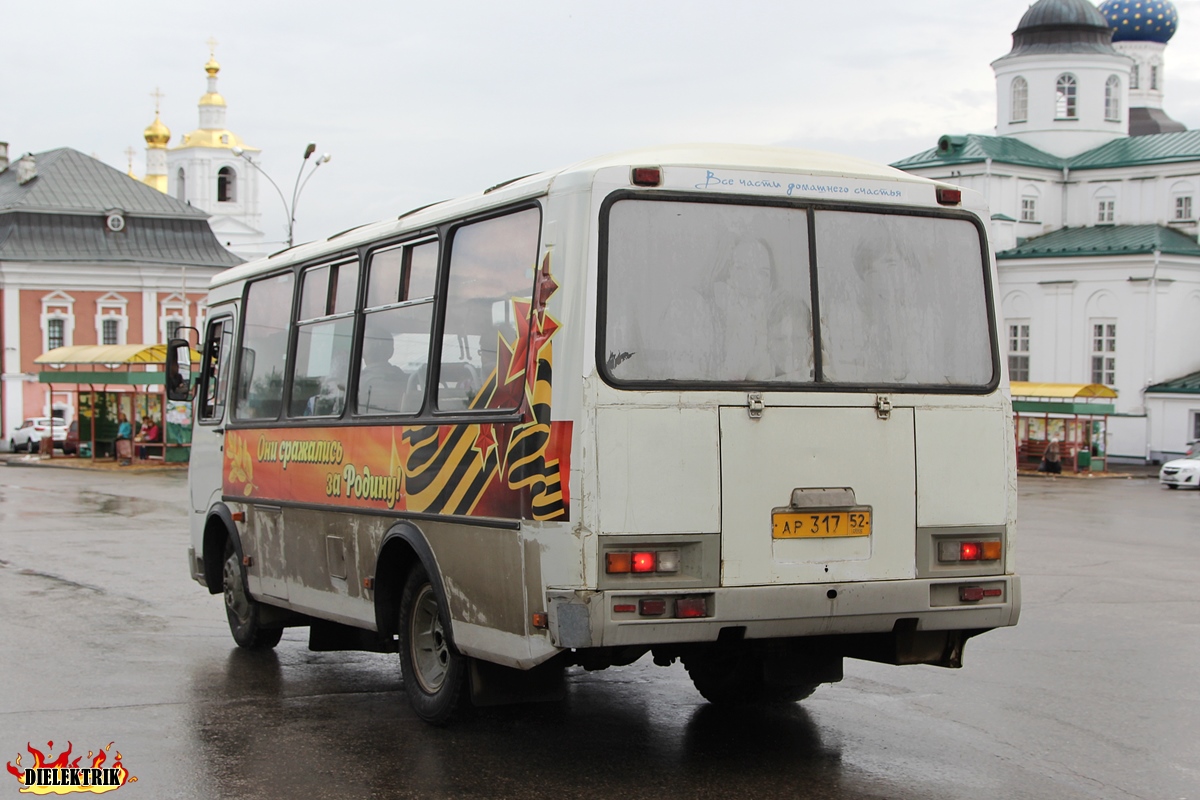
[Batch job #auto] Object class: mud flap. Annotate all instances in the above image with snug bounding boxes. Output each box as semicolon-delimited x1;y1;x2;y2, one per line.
469;658;567;707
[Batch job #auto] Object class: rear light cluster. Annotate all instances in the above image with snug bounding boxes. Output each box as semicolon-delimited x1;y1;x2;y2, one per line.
606;549;680;575
960;586;1003;602
937;540;1002;563
612;595;709;619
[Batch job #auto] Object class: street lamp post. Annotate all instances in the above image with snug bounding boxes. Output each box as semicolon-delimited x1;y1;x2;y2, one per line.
231;142;331;249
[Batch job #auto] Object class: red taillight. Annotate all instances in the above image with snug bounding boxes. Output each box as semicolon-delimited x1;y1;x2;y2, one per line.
960;542;981;561
936;187;962;206
675;597;708;618
638;599;667;616
631;551;656;573
960;586;1004;602
631;167;662;187
34;426;46;432
613;603;637;614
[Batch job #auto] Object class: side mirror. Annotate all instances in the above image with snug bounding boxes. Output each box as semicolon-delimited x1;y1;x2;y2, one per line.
166;338;196;402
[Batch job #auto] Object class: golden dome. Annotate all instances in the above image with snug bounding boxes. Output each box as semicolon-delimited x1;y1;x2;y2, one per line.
205;56;220;76
198;91;227;107
143;114;171;148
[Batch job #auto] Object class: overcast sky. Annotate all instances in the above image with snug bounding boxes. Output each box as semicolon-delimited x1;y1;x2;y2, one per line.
5;1;1200;247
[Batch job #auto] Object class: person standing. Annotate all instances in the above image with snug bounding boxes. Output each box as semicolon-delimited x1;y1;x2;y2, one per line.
116;413;133;466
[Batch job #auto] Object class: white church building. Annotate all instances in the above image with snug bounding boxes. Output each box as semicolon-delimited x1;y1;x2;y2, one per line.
893;0;1200;462
138;52;270;261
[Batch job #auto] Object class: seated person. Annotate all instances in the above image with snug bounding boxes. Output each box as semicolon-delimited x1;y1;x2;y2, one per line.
356;335;409;415
136;416;160;460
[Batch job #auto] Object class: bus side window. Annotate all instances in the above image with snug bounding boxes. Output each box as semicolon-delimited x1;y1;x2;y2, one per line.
439;208;541;411
290;260;358;418
356;240;437;416
234;272;294;420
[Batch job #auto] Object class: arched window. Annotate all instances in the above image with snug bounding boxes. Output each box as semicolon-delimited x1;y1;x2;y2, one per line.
1056;74;1077;119
217;167;237;203
1104;75;1121;121
1130;64;1139;90
176;168;187;202
1011;77;1028;122
1150;63;1160;91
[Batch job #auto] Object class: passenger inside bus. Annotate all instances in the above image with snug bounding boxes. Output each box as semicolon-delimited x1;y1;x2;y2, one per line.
357;334;409;415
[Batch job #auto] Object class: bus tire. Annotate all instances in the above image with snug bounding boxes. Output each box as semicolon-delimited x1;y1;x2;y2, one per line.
222;539;283;649
398;562;469;724
684;649;817;705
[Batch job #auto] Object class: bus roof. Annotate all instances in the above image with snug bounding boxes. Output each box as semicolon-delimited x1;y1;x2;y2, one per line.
210;143;949;289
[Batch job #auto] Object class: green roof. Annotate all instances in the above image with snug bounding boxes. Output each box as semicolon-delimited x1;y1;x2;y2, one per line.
890;134;1066;171
1147;370;1200;395
997;224;1200;259
892;130;1200;172
1069;129;1200;170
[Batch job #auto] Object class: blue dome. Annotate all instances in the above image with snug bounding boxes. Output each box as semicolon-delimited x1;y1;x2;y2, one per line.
1098;0;1179;43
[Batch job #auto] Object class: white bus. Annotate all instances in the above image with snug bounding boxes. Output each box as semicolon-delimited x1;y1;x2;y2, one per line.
169;144;1020;724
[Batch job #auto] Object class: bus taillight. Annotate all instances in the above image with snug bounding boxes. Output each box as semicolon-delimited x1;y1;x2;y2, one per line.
936;187;962;205
631;167;662;187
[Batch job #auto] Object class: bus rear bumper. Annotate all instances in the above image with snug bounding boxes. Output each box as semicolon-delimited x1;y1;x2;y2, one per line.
547;576;1021;650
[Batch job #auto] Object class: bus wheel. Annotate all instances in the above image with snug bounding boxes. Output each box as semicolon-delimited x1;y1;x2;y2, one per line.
683;649;817;705
222;540;283;649
398;563;469;724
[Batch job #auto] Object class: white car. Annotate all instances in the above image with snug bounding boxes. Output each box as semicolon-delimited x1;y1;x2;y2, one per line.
1159;453;1200;490
8;417;66;452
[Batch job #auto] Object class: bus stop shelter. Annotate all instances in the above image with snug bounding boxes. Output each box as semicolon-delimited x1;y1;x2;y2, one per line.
1010;381;1117;472
34;344;196;463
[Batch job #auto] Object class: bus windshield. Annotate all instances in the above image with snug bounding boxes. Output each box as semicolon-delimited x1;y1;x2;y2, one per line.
603;198;994;388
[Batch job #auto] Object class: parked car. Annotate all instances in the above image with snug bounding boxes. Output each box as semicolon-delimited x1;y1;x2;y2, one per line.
9;417;66;452
1159;452;1200;490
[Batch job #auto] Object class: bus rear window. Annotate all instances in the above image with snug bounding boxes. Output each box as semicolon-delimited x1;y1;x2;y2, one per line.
602;198;994;389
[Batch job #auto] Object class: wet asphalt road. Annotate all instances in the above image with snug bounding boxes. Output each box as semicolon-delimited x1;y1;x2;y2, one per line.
0;463;1197;800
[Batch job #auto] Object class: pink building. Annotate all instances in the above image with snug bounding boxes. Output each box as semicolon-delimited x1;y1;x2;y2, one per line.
0;143;241;443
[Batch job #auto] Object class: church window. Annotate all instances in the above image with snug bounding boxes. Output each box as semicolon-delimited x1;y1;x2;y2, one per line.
177;168;187;202
1150;65;1159;91
1007;322;1030;382
1090;322;1116;386
1177;196;1193;220
1011;77;1028;122
1097;199;1115;224
1055;74;1077;119
1104;76;1121;121
47;319;65;351
217;167;237;203
1021;197;1037;222
1130;64;1139;90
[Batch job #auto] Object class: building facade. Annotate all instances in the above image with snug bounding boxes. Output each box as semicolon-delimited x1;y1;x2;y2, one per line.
0;144;241;442
893;0;1199;461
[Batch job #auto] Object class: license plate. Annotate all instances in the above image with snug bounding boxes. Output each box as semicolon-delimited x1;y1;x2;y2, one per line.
772;509;872;539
